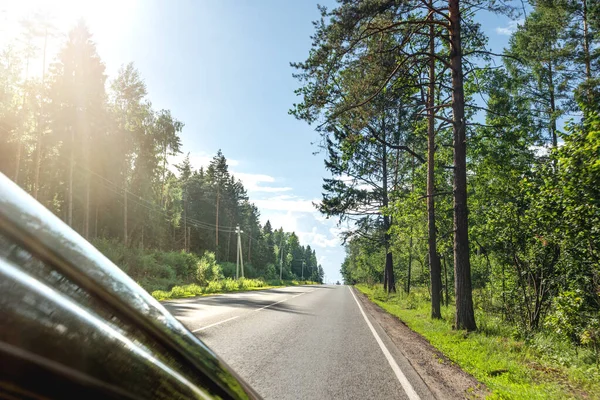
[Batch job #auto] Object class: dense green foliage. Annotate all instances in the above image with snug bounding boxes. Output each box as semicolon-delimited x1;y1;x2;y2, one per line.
293;0;600;382
0;20;325;288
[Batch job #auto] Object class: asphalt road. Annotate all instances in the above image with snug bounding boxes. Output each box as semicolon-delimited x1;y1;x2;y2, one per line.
163;285;436;400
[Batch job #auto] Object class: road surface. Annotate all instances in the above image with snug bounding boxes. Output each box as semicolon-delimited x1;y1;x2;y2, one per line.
163;285;435;400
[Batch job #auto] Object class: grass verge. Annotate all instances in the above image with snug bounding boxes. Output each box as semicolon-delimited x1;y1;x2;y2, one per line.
356;284;600;400
152;278;318;301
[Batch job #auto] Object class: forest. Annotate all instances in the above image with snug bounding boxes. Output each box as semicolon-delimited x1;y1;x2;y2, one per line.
0;19;324;294
291;0;600;390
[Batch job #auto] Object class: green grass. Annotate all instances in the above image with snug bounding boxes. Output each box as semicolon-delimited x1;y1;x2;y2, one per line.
356;284;600;400
152;278;318;301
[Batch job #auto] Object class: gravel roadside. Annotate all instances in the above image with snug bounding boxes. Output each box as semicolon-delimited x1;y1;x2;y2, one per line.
354;288;489;400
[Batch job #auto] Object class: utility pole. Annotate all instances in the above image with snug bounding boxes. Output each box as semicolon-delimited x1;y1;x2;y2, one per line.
236;225;244;279
279;235;284;281
302;260;305;280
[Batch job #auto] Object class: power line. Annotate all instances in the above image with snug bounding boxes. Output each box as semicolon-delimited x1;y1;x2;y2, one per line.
53;157;239;235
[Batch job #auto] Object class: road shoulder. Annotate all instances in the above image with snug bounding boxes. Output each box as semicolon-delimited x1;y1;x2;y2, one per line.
353;287;488;400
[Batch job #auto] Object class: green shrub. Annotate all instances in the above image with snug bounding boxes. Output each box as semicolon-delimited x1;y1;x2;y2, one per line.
221;278;238;292
152;290;171;301
238;278;249;290
156;251;199;281
242;264;257;279
184;284;204;296
545;290;586;343
265;263;277;280
170;286;186;298
196;251;223;285
205;280;222;293
220;262;237;278
138;277;178;293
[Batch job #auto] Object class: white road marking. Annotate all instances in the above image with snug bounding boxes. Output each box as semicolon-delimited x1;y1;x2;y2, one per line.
348;286;421;400
192;316;239;332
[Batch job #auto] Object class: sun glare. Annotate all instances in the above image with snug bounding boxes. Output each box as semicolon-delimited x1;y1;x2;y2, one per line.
1;0;139;78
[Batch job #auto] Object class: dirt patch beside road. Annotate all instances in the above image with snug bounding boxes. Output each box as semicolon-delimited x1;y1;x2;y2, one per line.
354;288;489;400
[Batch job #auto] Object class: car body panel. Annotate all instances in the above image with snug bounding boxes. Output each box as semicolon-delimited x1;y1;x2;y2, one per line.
0;173;259;399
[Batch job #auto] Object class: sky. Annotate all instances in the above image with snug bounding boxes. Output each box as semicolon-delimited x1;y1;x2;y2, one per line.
1;0;521;284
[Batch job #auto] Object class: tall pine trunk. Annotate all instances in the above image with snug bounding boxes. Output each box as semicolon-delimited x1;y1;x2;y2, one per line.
407;231;413;294
582;0;592;85
548;61;558;148
382;134;395;293
449;0;476;331
428;11;442;319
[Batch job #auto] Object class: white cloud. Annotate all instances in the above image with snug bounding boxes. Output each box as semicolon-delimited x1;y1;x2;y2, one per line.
297;227;340;249
259;210;302;233
496;19;523;36
315;213;330;223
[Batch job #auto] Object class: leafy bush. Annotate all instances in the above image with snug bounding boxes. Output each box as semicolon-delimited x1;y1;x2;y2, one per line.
581;318;600;367
238;278;265;290
242;263;257;279
206;280;222;293
149;278;319;301
265;263;277;280
221;278;239;292
152;290;171;301
92;238;200;292
156;251;199;281
220;262;237;278
545;290;585;343
184;284;204;296
196;251;222;285
170;286;186;298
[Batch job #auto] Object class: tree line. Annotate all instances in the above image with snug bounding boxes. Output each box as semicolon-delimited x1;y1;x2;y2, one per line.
0;18;324;286
292;0;599;341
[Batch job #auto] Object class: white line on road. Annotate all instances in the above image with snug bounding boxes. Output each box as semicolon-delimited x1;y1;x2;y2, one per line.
192;316;239;332
348;287;421;400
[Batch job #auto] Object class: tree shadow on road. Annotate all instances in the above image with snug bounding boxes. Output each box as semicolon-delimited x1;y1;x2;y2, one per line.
164;296;316;319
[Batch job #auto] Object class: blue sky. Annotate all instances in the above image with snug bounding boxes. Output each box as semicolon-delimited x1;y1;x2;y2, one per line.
3;0;521;284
